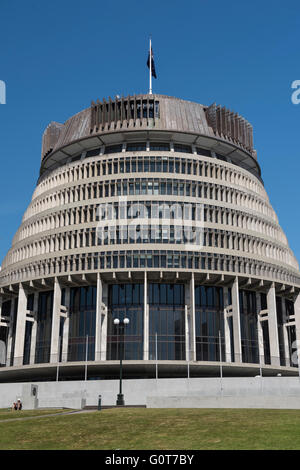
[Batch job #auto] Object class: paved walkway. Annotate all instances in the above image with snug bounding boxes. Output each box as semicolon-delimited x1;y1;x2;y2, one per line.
0;409;94;423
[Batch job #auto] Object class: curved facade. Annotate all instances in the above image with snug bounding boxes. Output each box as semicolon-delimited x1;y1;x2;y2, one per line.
0;94;300;382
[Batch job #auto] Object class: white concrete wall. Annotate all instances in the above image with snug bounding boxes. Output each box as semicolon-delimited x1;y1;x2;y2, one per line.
1;377;300;410
147;395;300;409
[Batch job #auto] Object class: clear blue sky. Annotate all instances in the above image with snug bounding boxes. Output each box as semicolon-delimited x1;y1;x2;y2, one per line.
0;0;300;266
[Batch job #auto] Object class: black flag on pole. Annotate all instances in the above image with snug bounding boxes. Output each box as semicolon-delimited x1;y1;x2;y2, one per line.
147;46;157;78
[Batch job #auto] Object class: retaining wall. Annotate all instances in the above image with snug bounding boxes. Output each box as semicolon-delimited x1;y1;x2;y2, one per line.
1;377;300;410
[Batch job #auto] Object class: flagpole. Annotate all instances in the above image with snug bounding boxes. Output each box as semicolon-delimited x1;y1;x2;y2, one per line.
149;37;152;95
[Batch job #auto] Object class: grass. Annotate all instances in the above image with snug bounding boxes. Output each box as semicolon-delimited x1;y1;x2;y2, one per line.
0;408;300;450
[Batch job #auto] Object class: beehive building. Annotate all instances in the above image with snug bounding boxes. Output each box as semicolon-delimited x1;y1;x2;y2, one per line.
0;94;300;382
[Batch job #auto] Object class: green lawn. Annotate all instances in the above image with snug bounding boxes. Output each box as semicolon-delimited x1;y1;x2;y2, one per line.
0;408;300;450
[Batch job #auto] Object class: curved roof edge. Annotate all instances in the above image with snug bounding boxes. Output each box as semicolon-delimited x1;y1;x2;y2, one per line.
40;94;257;164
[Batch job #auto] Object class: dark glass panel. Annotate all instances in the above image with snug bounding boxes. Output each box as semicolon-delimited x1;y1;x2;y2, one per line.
261;321;271;365
239;290;259;364
261;293;267;310
196;147;211;157
107;284;144;360
150;142;170;151
86;148;101;158
27;294;34;311
23;322;33;365
195;286;225;362
149;283;185;361
105;144;122;154
174;144;192;154
127;142;146;152
35;291;53;364
0;301;10;367
68;286;97;362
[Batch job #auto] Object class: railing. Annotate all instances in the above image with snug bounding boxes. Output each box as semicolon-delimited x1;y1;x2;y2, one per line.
205;103;254;154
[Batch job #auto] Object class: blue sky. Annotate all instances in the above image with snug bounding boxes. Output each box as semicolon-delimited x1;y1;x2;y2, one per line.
0;0;300;266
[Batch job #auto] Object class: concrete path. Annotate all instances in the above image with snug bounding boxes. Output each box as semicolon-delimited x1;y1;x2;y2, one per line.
0;409;93;423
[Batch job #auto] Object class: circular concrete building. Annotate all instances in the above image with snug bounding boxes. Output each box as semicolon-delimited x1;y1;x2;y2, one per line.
1;94;300;382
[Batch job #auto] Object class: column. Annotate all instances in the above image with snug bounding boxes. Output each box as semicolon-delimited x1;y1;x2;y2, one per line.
95;273;103;361
50;278;62;363
188;273;196;361
100;283;108;361
256;292;265;365
231;277;242;363
223;287;232;363
185;303;190;362
62;287;70;362
13;284;27;366
267;283;280;366
143;272;149;360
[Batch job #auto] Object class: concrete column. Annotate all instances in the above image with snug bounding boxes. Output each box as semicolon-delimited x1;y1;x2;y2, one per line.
62;287;70;362
256;292;265;365
14;284;27;366
29;292;39;364
267;284;280;366
50;278;62;363
231;277;242;362
95;273;103;361
189;273;196;361
184;283;190;361
143;272;149;360
185;303;190;362
100;283;108;361
223;287;232;363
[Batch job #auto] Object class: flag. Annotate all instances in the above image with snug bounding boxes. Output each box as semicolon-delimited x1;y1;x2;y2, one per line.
147;46;157;79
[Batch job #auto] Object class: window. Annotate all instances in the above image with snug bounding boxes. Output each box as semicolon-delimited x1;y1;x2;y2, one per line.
68;286;97;362
196;147;211;157
195;286;225;362
35;291;54;364
127;142;147;152
174;143;192;154
86;148;101;158
149;283;185;360
239;290;259;364
105;144;122;154
150;142;170;151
